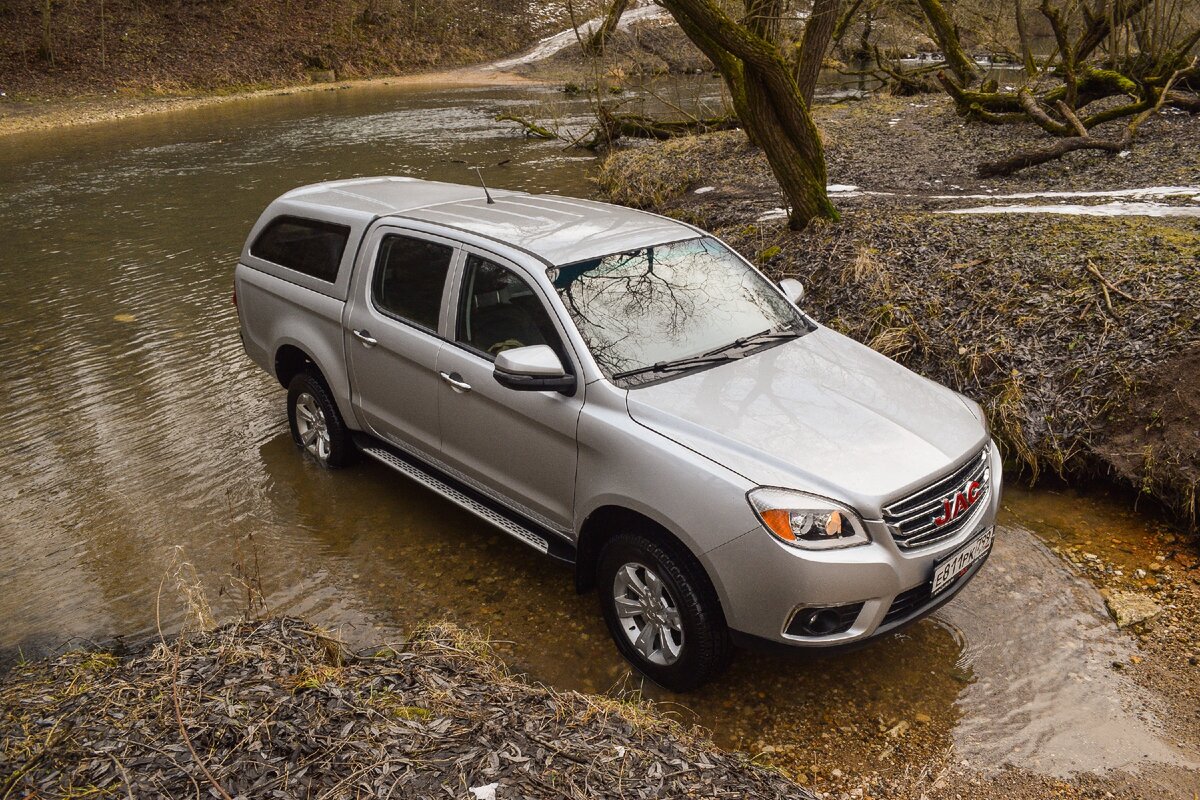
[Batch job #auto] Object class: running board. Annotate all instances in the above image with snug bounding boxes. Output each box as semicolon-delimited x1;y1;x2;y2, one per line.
358;440;575;562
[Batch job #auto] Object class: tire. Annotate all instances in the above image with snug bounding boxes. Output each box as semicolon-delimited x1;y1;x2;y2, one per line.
286;372;355;468
597;530;732;691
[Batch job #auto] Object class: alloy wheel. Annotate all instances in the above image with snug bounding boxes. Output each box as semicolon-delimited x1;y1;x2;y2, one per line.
294;392;331;461
612;562;685;666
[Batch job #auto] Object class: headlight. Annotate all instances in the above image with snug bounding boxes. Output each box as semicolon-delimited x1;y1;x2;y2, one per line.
747;488;871;550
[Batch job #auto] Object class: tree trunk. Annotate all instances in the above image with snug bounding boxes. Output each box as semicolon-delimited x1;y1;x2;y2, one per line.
584;0;631;55
1014;0;1037;76
40;0;54;64
914;0;978;85
794;0;842;107
659;0;839;229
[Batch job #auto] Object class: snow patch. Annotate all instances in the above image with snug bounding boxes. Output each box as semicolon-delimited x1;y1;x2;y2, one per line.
486;2;670;71
933;185;1200;201
940;202;1200;218
694;186;716;194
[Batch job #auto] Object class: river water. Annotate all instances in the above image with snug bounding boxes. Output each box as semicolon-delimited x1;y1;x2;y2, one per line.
1;77;1195;789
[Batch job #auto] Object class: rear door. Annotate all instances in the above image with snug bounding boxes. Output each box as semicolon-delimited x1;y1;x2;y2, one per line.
344;225;460;457
435;249;583;530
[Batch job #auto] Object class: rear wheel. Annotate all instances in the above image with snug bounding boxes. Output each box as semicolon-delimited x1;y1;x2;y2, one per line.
597;531;731;691
287;372;354;468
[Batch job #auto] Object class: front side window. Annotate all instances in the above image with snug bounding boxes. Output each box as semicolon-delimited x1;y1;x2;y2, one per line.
250;216;349;282
373;234;455;331
456;254;561;360
550;237;804;383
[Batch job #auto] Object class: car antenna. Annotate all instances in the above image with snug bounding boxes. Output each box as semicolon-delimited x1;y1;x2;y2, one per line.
469;166;495;205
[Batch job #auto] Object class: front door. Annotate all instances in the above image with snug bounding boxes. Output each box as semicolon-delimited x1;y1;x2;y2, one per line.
435;250;583;530
345;227;459;457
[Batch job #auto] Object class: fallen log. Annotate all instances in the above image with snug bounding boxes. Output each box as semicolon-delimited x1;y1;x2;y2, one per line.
495;113;557;139
977;134;1124;177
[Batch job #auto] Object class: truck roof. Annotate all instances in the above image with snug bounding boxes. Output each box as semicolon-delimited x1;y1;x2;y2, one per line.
277;176;700;265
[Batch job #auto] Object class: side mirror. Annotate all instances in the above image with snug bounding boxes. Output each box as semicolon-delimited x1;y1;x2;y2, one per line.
493;345;577;396
780;278;805;305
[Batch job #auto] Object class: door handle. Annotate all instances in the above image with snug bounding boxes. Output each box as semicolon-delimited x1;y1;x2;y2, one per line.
439;371;472;392
353;329;377;347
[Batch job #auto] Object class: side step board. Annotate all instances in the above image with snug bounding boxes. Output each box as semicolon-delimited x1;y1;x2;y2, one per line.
358;440;575;563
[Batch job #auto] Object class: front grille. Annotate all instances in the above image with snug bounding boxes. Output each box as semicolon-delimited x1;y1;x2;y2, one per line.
882;582;933;627
883;448;989;550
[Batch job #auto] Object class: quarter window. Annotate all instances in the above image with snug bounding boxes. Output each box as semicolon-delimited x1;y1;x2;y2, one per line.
373;234;455;331
457;255;561;361
250;216;349;282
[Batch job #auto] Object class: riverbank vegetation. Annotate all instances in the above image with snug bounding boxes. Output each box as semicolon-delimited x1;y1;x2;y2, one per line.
0;617;810;799
598;94;1199;526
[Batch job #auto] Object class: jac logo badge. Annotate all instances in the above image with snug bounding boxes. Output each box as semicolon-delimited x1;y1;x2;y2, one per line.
933;480;982;527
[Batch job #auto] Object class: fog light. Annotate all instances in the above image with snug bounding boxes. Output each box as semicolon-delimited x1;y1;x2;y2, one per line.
786;602;864;637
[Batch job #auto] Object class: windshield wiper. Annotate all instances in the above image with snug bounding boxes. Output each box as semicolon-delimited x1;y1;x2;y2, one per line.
701;327;802;358
611;353;739;381
611;328;804;382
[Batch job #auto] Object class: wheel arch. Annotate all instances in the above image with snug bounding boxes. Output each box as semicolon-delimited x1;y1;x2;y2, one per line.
574;504;721;613
274;343;320;390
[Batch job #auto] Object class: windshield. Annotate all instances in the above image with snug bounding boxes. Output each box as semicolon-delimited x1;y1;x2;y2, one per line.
550;237;805;384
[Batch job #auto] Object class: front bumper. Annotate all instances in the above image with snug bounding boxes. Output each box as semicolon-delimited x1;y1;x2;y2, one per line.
700;441;1002;648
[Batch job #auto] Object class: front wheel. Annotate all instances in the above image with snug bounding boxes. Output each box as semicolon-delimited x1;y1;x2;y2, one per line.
597;532;731;691
287;372;354;468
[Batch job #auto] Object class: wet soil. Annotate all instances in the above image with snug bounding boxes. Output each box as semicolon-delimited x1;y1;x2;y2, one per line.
0;68;547;138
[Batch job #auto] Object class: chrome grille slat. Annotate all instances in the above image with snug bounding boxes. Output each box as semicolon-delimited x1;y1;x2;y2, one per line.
884;447;990;550
892;460;988;526
883;449;987;517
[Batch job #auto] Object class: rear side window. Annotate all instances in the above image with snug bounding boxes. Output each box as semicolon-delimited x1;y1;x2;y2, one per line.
251;216;349;282
373;234;455;331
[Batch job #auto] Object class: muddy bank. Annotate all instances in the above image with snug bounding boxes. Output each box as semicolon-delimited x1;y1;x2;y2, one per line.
0;617;810;799
596;96;1200;527
0;67;543;138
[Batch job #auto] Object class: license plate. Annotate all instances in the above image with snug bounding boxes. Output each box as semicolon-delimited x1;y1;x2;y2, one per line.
931;526;994;596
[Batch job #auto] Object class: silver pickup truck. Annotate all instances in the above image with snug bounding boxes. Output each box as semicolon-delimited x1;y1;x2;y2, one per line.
235;176;1000;690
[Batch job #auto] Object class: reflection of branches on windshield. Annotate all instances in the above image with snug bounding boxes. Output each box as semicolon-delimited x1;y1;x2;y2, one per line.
560;248;703;372
557;238;800;376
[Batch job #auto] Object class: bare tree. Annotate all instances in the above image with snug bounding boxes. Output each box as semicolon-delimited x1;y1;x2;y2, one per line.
915;0;979;84
925;0;1199;174
39;0;54;64
659;0;839;229
584;0;632;55
795;0;844;106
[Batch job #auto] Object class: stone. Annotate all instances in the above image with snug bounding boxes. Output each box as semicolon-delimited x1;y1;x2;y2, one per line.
1104;590;1163;628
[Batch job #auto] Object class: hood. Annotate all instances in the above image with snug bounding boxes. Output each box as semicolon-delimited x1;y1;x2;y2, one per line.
624;327;987;516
